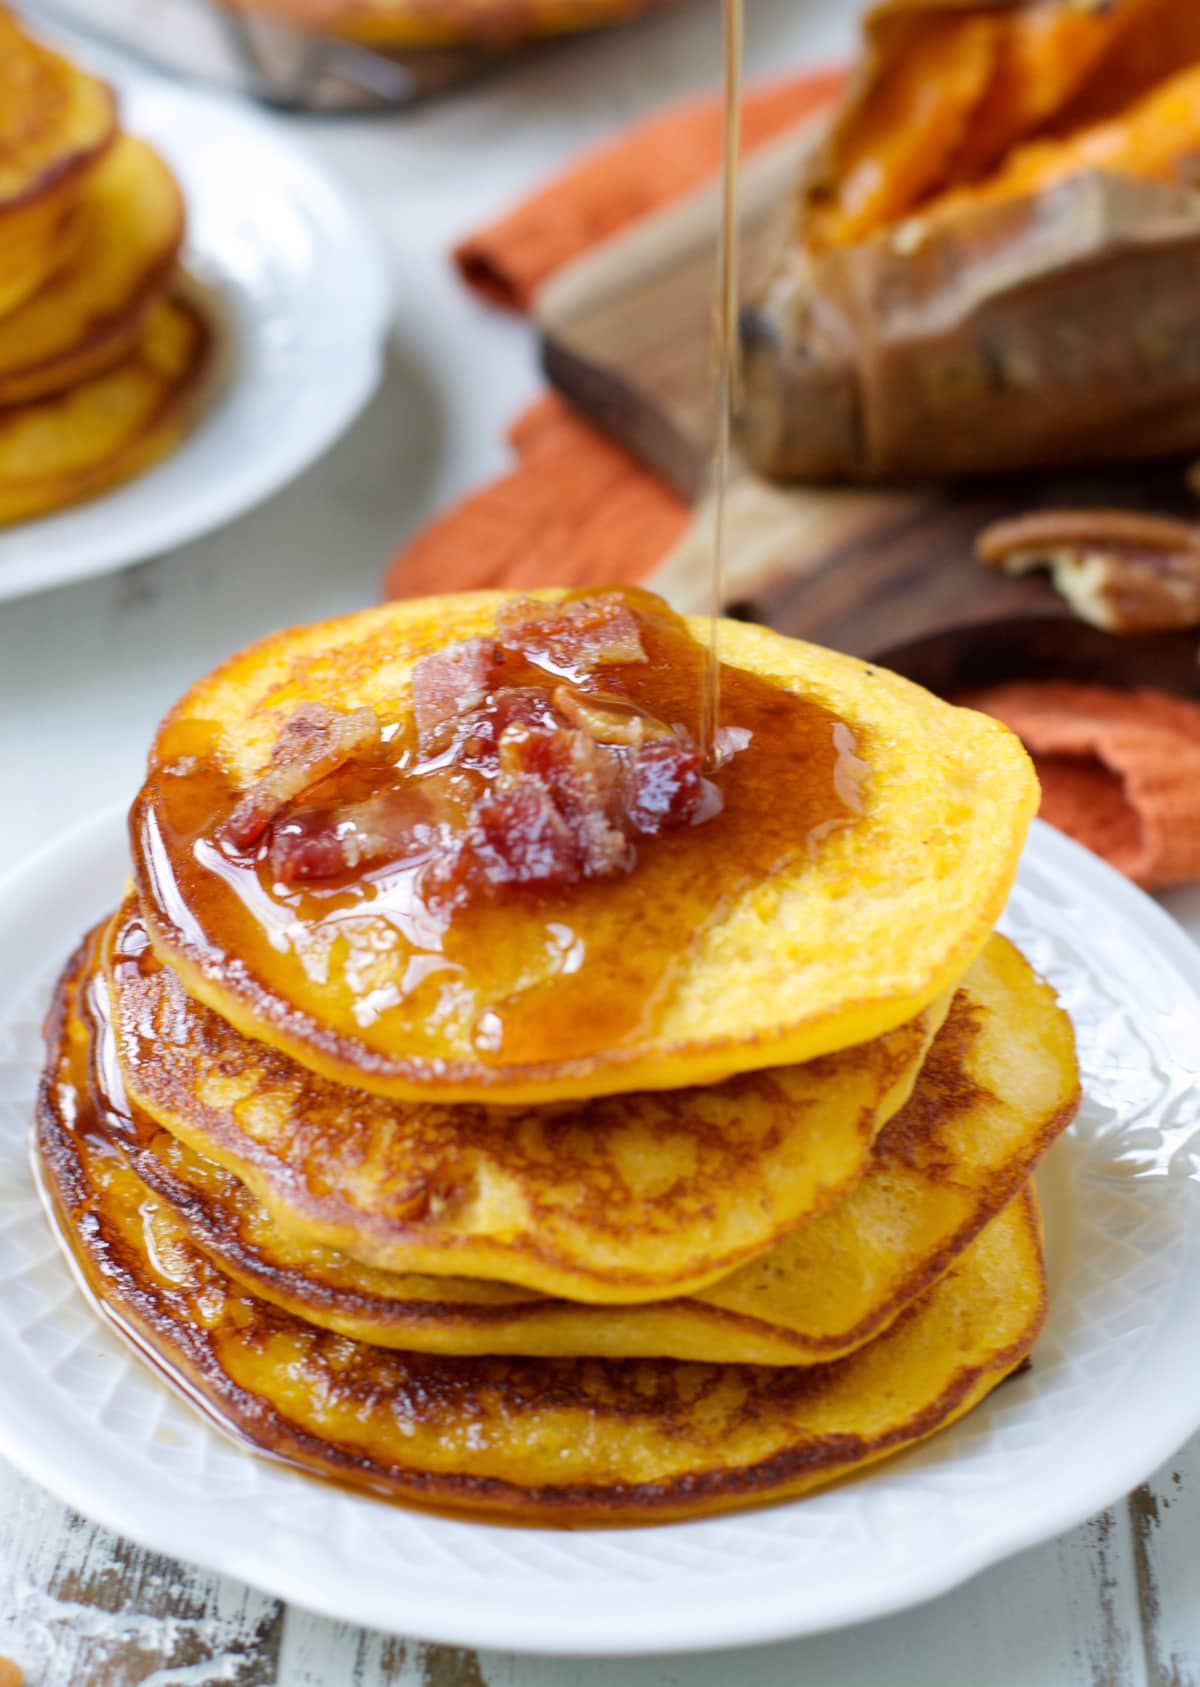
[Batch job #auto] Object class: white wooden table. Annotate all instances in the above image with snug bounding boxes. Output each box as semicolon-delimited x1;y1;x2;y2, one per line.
3;1;1200;1679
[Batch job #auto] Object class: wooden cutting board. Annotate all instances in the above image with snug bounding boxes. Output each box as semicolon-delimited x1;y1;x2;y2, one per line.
535;119;1200;697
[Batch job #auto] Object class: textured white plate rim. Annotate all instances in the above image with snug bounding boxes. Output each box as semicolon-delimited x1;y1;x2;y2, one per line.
0;45;390;605
0;809;1198;1656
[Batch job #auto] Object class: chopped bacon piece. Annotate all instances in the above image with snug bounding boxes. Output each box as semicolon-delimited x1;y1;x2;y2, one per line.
231;596;752;896
411;637;500;747
498;723;630;876
496;595;647;674
453;687;561;775
221;703;381;853
268;794;435;884
467;774;579;888
553;686;671;746
621;738;708;834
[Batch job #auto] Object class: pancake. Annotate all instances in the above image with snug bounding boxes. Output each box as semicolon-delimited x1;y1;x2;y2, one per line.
75;925;1075;1361
102;900;950;1304
0;199;81;320
130;588;1038;1103
0;136;184;407
0;292;209;527
0;10;117;309
35;1046;1048;1523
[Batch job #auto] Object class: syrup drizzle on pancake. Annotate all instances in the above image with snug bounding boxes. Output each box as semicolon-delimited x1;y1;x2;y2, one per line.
134;593;867;1070
701;0;744;762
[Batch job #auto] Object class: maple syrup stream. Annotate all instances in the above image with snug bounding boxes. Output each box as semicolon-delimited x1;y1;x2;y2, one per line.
701;0;743;762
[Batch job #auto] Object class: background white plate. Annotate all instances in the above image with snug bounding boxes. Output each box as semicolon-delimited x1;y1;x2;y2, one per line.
0;812;1198;1656
0;39;390;604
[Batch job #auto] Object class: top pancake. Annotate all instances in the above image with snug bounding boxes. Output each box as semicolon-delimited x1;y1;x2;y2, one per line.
0;11;118;317
131;588;1038;1103
0;11;116;210
0;135;184;406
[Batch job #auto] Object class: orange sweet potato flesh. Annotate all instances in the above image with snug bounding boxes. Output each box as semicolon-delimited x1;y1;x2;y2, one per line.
802;0;1169;251
742;0;1200;484
930;58;1200;225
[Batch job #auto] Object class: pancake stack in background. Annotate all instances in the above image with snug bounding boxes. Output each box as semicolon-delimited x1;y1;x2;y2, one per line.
36;588;1080;1525
0;8;209;527
225;0;685;48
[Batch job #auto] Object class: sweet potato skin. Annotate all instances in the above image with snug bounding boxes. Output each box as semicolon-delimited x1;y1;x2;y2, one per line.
742;171;1200;483
743;0;1200;485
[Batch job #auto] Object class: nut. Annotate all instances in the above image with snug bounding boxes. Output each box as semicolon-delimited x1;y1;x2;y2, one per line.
976;509;1200;633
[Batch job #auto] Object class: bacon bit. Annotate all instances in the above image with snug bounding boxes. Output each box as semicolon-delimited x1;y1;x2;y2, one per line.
452;687;561;775
977;509;1200;633
268;794;434;884
496;595;647;673
498;723;630;875
251;597;751;895
620;738;709;834
411;637;499;748
553;686;671;746
221;703;381;853
465;774;578;888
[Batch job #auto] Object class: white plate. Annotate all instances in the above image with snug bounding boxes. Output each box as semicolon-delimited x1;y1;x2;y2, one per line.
0;812;1199;1656
0;41;389;604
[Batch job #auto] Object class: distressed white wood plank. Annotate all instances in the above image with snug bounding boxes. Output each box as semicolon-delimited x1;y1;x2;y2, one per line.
1127;1435;1200;1687
445;1504;1144;1687
0;1460;282;1686
275;1615;488;1686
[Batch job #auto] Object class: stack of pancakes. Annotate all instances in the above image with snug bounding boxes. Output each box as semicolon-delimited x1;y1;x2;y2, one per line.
0;8;209;527
227;0;683;48
37;590;1080;1525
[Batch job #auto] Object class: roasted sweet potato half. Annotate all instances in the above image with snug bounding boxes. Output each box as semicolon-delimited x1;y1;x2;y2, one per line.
740;0;1200;484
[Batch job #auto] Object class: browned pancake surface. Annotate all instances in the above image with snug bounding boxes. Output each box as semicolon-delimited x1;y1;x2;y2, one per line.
75;924;1076;1360
36;961;1048;1524
104;896;948;1304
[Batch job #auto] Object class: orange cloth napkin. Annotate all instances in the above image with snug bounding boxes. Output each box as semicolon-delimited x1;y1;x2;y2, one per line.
385;70;1200;889
454;70;846;312
384;393;688;598
962;683;1200;889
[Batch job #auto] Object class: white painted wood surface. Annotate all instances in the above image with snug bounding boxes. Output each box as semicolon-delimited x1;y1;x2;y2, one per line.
2;1;1200;1679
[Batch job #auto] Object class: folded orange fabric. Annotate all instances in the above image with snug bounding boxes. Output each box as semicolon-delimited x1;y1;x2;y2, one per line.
382;393;687;599
962;683;1200;889
454;69;846;311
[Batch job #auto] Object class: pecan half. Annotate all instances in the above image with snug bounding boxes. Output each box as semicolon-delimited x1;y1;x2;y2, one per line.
977;509;1200;634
